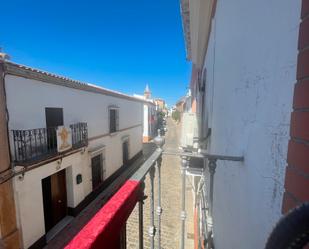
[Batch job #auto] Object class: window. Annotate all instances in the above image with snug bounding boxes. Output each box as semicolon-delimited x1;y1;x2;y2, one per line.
109;107;119;133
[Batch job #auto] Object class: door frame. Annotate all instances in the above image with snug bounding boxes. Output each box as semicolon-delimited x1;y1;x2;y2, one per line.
91;154;103;189
89;146;106;190
45;107;64;151
122;136;130;165
42;169;68;233
45;107;64;128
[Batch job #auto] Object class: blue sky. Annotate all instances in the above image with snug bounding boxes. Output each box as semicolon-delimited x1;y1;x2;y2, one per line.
1;0;191;106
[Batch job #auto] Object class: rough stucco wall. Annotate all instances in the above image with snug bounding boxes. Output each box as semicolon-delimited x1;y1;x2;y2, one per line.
282;0;309;213
0;63;20;248
0;65;10;174
202;0;301;248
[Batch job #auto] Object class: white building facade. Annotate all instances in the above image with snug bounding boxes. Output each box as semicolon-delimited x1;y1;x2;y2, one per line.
133;85;158;142
181;0;302;248
2;62;145;248
142;101;157;142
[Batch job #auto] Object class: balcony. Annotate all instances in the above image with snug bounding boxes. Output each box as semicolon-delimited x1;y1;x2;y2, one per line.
12;122;88;165
64;140;164;249
44;122;242;249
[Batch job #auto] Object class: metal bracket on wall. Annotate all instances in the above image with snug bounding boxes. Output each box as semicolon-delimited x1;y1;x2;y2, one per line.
163;149;244;162
163;148;244;249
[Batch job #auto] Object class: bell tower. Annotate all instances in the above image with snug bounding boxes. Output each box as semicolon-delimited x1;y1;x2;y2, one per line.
144;84;151;99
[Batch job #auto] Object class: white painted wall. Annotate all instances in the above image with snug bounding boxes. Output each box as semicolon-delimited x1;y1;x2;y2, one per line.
5;75;143;134
13;153;86;248
201;1;301;248
143;103;157;139
149;104;158;138
143;104;149;137
5;75;144;248
133;94;157;140
13;125;142;248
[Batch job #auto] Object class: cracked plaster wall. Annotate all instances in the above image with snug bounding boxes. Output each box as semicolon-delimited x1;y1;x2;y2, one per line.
200;0;302;248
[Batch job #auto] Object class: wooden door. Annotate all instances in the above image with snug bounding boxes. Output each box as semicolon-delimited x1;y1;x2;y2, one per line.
51;170;67;225
42;169;67;232
45;108;64;128
45;108;64;151
91;154;103;189
122;141;129;165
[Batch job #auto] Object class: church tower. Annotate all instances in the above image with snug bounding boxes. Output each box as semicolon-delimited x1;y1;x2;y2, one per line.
144;84;151;99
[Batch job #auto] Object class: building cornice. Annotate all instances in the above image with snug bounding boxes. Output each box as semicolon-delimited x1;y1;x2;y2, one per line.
180;0;192;60
1;61;150;105
180;0;217;67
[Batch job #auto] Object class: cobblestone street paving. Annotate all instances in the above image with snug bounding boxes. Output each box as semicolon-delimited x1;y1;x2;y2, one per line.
127;118;194;249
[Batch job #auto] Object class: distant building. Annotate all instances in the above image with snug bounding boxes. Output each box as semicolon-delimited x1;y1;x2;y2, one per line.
175;90;192;114
175;97;186;113
184;89;193;113
144;84;151;99
133;85;158;142
0;60;147;249
154;98;165;110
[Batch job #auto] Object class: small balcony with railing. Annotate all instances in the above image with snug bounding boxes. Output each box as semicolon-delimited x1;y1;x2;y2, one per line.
64;132;165;249
59;125;244;249
11;122;88;166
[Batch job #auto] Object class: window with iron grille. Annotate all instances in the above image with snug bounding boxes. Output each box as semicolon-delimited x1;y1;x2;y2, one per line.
109;107;119;133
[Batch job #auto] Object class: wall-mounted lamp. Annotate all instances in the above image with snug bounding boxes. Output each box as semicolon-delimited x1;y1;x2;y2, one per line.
18;172;25;181
76;174;82;184
56;158;62;170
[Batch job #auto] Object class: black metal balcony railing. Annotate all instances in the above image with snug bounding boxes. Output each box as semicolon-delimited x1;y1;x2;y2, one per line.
61;126;244;249
12;122;88;165
163;149;244;249
70;122;88;148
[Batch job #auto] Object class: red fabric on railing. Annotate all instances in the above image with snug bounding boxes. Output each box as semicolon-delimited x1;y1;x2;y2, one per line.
65;180;141;249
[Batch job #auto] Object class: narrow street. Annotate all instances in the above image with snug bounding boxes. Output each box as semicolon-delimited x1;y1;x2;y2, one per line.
1;1;308;249
127;118;194;249
44;144;157;249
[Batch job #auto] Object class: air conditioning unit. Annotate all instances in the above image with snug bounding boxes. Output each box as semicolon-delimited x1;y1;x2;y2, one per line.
180;112;199;150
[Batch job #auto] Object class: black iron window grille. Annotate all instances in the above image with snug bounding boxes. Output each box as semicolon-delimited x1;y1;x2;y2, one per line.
109;107;119;133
